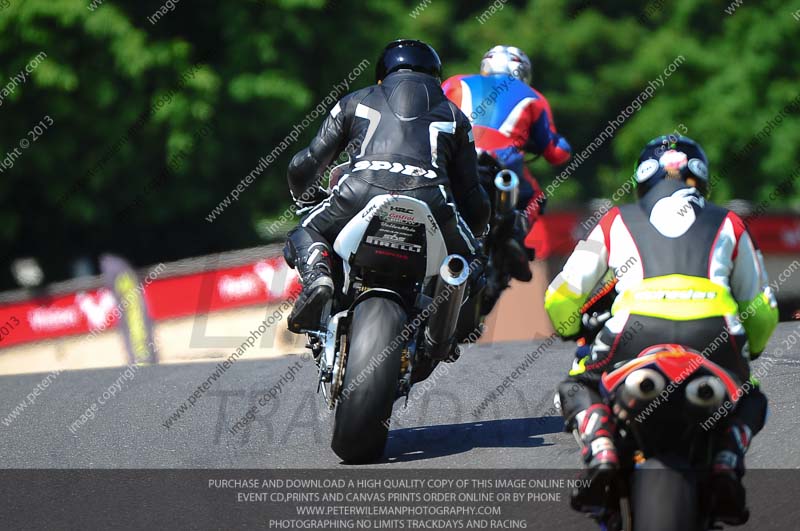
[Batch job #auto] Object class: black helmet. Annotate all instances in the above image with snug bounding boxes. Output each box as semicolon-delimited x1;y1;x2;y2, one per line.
376;39;442;83
634;135;710;197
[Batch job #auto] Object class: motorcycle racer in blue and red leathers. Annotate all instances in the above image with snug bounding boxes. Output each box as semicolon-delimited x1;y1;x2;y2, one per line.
443;45;572;280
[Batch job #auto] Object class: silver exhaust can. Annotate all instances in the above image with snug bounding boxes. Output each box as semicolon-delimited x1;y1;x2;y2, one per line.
424;255;470;360
494;169;519;216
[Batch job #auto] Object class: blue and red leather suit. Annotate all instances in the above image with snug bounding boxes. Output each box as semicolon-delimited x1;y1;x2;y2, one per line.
443;73;571;224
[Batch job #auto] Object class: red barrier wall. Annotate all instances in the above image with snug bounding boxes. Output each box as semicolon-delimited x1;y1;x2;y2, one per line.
0;258;299;349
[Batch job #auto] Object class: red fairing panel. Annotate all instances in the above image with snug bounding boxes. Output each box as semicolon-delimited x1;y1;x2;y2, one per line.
601;345;742;403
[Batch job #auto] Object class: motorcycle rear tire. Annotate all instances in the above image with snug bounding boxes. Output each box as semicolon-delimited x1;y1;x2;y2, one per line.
331;297;406;464
631;455;698;531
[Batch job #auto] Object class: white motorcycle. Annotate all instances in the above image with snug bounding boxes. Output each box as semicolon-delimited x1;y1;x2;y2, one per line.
304;164;519;463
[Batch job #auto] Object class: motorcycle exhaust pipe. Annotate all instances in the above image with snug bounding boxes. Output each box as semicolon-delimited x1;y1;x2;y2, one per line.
685;376;726;408
424;255;470;361
619;368;666;410
494;169;520;217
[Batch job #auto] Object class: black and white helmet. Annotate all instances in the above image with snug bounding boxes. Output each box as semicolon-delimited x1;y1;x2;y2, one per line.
480;45;532;84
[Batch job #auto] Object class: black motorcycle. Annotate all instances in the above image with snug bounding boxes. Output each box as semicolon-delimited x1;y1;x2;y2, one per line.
476;151;533;313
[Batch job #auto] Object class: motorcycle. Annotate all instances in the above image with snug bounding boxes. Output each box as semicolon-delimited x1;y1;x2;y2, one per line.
303;163;520;464
570;300;747;530
475;151;531;313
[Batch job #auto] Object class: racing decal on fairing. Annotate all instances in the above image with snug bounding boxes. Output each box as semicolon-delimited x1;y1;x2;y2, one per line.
364;236;422;253
368;203;428;253
333;194;447;278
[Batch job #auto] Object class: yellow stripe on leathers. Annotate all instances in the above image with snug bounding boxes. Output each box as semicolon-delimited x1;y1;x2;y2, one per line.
612;275;738;320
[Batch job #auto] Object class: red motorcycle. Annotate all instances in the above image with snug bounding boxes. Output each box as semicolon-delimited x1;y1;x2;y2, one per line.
573;339;746;530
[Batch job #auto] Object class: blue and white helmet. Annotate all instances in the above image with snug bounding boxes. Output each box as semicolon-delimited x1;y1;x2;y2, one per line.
480;45;532;84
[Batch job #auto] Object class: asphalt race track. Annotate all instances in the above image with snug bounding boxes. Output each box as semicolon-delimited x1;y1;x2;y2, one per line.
2;323;799;529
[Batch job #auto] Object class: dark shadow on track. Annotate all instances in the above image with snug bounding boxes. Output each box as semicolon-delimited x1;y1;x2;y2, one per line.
375;416;562;464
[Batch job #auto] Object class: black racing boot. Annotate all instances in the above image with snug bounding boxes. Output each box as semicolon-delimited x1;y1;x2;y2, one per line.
287;242;334;333
570;404;619;511
711;422;751;525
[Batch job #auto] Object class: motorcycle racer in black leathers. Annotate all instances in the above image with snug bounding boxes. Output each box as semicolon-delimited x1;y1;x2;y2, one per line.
283;39;490;337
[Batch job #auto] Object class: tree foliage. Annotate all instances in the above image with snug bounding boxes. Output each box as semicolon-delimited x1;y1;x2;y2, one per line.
0;0;797;289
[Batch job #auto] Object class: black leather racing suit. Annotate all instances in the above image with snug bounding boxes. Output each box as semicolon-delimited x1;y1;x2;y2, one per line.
285;70;490;275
